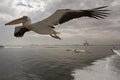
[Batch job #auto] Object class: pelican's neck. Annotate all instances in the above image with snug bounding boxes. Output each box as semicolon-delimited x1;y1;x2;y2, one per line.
22;17;32;30
23;17;31;26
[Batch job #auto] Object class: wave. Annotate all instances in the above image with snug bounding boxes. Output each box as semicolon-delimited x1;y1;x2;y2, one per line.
5;46;23;48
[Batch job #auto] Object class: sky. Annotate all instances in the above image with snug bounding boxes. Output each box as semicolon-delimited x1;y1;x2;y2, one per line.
0;0;120;45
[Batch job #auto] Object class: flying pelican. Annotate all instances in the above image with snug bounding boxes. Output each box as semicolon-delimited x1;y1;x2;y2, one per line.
5;6;110;40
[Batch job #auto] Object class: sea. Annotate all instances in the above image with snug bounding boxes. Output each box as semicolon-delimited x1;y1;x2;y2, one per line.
0;45;120;80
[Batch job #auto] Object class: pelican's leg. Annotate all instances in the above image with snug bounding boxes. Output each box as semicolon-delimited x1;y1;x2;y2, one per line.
50;34;58;39
50;33;61;40
50;34;56;39
53;32;61;40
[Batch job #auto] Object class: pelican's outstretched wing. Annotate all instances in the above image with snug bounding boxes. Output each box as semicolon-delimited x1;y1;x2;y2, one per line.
14;26;30;37
40;6;110;25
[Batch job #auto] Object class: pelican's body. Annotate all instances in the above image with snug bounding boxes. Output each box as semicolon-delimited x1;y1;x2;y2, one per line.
31;22;56;34
5;6;110;40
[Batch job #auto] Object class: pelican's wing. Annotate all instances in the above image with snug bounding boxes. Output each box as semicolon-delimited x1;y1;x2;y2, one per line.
40;6;110;25
14;26;30;37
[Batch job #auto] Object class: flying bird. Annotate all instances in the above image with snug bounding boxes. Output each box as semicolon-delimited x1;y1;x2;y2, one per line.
5;6;110;40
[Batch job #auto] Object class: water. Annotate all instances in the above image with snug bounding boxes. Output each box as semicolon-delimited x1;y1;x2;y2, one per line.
73;55;120;80
0;45;118;80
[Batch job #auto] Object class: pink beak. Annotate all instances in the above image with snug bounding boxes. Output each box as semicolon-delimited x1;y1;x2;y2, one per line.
5;17;26;25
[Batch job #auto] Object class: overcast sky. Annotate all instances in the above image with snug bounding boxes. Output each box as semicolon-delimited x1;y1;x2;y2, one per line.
0;0;120;45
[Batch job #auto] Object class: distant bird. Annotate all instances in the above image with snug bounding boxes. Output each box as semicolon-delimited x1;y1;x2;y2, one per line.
5;6;110;40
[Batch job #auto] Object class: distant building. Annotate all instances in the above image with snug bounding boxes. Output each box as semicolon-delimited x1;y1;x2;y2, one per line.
83;40;89;46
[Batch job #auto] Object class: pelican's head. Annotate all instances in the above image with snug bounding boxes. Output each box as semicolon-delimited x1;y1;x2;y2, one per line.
5;16;31;26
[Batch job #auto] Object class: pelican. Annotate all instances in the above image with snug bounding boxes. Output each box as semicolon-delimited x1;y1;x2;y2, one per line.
5;6;110;40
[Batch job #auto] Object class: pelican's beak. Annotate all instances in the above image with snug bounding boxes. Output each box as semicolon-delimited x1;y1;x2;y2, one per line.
5;17;26;25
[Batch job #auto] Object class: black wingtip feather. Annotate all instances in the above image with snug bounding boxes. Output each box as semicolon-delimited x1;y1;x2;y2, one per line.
92;6;108;10
87;6;110;19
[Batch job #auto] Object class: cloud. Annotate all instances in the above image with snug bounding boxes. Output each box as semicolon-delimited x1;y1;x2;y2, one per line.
16;2;33;8
0;5;15;16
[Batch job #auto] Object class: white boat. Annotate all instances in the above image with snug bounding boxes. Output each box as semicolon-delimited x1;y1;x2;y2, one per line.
66;49;89;54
